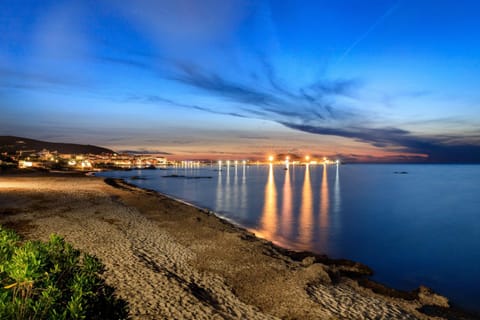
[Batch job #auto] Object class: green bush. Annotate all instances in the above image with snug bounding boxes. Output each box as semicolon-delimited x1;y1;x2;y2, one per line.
0;227;129;319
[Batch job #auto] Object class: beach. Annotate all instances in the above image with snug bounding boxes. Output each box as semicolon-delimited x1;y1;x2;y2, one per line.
0;173;460;319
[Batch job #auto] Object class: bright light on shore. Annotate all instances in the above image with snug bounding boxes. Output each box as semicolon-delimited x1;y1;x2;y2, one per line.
305;155;310;161
268;155;274;162
18;161;33;168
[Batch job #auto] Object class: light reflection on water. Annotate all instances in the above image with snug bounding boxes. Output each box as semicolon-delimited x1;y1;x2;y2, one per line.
260;164;277;239
215;167;222;210
254;164;335;251
334;164;340;214
98;164;480;312
241;164;247;214
318;164;330;249
281;164;292;238
299;164;313;246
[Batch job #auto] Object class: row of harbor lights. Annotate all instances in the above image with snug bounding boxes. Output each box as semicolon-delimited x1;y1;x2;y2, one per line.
217;160;247;171
179;161;201;168
268;155;340;166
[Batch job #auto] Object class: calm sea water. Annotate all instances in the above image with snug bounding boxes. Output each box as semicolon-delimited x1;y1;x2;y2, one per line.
98;164;480;312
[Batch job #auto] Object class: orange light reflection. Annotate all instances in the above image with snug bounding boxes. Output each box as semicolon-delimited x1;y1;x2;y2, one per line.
299;164;313;246
319;164;330;247
320;164;330;227
334;164;340;214
216;166;223;210
281;166;292;237
260;164;277;238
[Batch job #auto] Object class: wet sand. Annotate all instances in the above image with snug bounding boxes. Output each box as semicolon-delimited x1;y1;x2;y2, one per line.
0;174;463;319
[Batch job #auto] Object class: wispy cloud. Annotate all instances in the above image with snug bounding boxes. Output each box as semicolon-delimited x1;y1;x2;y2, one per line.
119;149;172;155
157;59;480;162
129;94;250;119
97;56;152;71
170;62;282;107
167;60;359;124
238;135;270;140
0;66;86;89
333;152;429;163
281;122;480;162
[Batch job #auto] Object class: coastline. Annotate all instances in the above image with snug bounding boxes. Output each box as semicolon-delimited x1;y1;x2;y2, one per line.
0;172;475;319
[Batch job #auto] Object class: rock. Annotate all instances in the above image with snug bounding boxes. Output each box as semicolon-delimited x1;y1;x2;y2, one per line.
301;256;316;267
303;263;331;284
130;175;147;180
417;286;449;308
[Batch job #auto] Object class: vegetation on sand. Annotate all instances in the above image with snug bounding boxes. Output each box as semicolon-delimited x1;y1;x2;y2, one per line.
0;227;128;319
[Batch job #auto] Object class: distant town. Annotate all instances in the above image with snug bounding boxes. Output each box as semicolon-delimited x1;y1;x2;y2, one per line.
0;137;339;172
1;148;167;171
0;149;339;172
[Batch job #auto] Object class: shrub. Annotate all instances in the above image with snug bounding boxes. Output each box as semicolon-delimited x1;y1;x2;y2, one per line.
0;227;129;319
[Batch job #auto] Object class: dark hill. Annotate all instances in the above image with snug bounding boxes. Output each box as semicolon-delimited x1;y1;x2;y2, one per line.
0;136;115;155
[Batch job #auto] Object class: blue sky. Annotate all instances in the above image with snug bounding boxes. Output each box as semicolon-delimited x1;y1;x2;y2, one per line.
1;0;480;162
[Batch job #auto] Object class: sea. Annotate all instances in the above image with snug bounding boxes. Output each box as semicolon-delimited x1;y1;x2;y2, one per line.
98;164;480;313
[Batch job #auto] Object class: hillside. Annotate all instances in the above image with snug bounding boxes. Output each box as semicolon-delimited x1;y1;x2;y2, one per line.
0;136;115;155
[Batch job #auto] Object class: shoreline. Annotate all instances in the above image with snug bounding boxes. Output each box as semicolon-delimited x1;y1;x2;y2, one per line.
108;177;477;317
0;172;477;319
105;178;376;275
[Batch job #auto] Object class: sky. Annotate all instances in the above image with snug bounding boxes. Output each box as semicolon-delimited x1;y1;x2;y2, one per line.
1;0;480;162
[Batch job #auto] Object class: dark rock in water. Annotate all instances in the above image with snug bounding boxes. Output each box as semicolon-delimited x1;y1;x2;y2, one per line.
417;304;479;320
394;171;408;174
163;174;212;179
130;175;147;180
144;165;156;170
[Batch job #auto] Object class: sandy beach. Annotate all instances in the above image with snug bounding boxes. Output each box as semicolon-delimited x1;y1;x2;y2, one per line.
0;173;464;319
